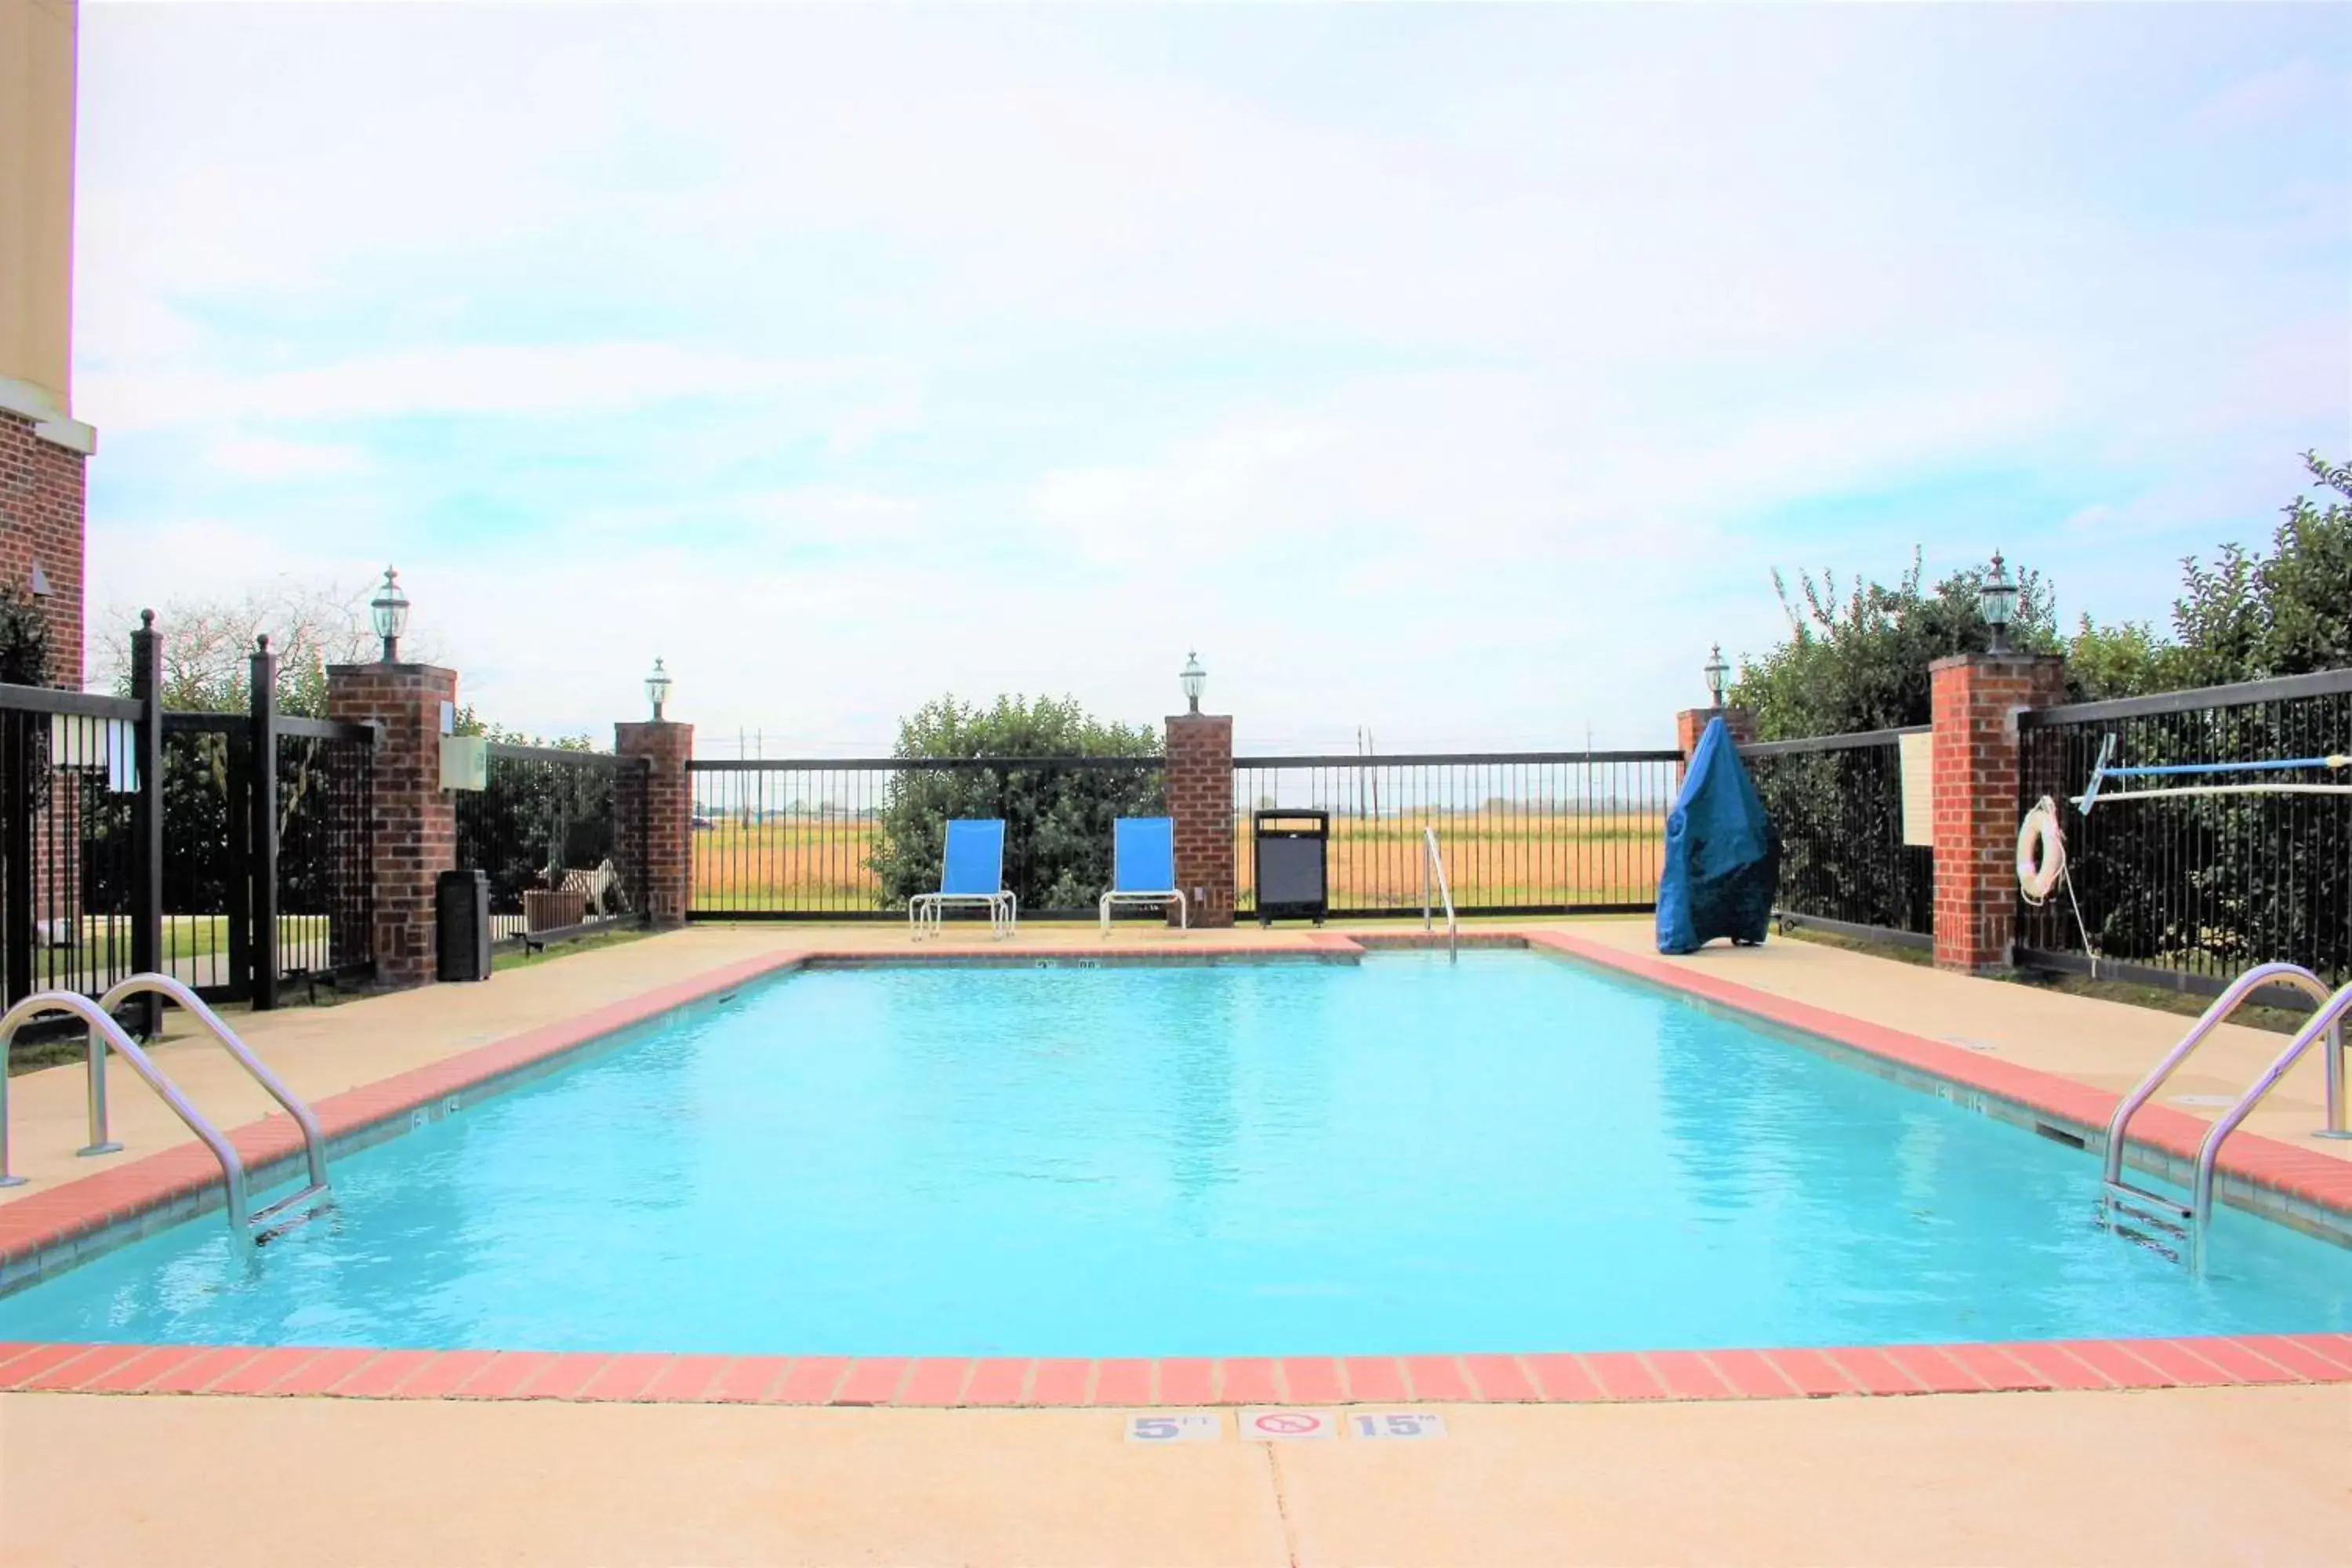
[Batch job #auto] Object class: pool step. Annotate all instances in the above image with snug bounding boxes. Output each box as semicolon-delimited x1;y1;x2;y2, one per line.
249;1181;333;1244
2103;1179;2191;1239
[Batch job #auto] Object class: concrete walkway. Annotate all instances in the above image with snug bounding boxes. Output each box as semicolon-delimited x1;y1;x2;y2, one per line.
3;920;2350;1565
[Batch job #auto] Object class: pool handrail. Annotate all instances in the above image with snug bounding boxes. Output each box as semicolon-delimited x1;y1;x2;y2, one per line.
2100;960;2335;1193
98;972;332;1198
2190;978;2352;1225
0;988;254;1232
1421;828;1457;964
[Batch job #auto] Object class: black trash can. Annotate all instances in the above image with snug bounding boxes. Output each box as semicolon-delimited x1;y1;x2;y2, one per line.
1252;809;1330;926
437;868;492;982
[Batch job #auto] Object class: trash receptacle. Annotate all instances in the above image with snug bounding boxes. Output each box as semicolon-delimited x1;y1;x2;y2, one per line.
437;868;492;982
1252;810;1329;926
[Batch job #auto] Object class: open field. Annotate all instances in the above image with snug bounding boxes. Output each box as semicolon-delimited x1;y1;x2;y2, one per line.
691;811;1668;913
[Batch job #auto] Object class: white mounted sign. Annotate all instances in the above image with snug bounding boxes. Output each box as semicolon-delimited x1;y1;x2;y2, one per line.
1900;731;1936;848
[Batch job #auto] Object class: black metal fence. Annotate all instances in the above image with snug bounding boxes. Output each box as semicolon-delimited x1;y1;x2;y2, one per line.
455;744;649;946
687;757;1166;919
1;626;378;1024
0;691;146;1006
1742;728;1934;947
1230;752;1681;916
2017;670;2352;992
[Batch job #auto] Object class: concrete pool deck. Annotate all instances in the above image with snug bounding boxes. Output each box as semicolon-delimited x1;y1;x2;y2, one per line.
2;919;2350;1563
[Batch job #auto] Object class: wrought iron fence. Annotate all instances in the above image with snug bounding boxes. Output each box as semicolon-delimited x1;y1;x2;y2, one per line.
1742;728;1933;946
0;689;146;1007
688;757;1167;919
2017;670;2352;993
274;720;376;985
1229;752;1681;916
455;744;651;946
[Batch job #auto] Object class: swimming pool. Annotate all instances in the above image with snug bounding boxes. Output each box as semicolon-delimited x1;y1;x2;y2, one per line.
2;952;2348;1358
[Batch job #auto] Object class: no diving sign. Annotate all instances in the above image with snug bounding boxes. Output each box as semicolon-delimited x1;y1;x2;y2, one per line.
1240;1407;1337;1441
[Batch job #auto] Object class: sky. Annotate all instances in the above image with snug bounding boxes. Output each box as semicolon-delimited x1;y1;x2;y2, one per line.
70;2;2352;754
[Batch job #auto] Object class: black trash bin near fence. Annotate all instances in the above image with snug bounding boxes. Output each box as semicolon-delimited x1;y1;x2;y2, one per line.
1253;809;1330;926
437;869;492;982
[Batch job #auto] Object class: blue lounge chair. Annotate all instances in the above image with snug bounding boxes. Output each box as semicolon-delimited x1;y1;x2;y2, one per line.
1099;816;1186;936
910;818;1016;939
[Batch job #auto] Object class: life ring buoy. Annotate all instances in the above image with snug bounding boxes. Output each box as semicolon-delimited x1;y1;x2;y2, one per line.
2017;796;2066;905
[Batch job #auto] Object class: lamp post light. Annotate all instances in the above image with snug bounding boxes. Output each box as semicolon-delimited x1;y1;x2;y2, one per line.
646;658;673;722
1979;551;2020;656
1180;650;1206;715
1704;644;1730;709
369;566;409;662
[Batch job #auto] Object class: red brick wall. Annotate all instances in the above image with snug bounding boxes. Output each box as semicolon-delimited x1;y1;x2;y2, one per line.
1929;653;2066;974
1164;713;1235;927
1675;706;1755;789
0;408;85;688
616;720;693;927
328;662;459;988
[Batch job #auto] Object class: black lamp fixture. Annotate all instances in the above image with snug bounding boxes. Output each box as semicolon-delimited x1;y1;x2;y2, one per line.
646;657;673;722
1704;644;1730;709
369;566;409;662
1979;551;2020;655
1180;650;1206;715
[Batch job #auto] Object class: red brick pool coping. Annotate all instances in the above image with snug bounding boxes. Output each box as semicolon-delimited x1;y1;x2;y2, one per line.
2;927;2350;1410
3;1333;2350;1406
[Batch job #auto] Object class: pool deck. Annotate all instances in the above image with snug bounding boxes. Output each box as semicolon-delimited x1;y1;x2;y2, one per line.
3;919;2350;1564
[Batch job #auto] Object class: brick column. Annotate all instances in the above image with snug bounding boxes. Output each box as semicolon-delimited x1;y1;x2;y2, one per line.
1165;713;1235;927
1929;653;2066;975
328;661;459;989
615;720;694;927
1;408;89;691
1674;706;1756;786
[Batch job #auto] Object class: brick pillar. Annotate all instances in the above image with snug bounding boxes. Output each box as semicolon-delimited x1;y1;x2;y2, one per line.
1929;653;2066;975
328;661;459;989
1165;713;1235;927
0;408;89;689
1674;706;1756;787
615;720;694;927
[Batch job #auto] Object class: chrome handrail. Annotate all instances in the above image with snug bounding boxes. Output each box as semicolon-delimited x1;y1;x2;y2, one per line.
2102;961;2334;1189
0;990;252;1231
98;974;332;1196
1421;827;1457;964
2192;980;2352;1224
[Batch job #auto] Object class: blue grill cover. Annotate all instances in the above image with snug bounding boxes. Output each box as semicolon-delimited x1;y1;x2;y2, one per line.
1656;717;1782;955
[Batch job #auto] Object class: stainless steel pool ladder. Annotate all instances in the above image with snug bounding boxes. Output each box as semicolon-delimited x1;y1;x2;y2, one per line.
0;973;333;1243
1421;828;1457;964
2100;960;2350;1254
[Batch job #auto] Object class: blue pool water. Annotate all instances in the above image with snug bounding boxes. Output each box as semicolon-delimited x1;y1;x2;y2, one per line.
3;953;2349;1356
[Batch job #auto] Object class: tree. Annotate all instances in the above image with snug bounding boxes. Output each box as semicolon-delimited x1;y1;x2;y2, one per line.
2171;450;2352;684
869;695;1163;913
0;576;52;687
1731;550;2060;739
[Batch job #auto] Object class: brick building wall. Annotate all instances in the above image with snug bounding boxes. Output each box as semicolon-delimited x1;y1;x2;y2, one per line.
1929;653;2066;974
615;720;694;927
328;662;458;988
0;407;85;688
1164;713;1235;927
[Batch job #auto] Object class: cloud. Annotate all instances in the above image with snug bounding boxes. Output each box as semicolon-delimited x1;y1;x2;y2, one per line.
68;4;2352;753
206;434;375;480
2193;60;2321;132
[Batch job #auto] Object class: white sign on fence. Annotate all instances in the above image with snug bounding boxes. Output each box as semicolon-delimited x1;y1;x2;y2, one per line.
1899;731;1936;848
